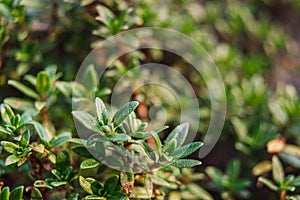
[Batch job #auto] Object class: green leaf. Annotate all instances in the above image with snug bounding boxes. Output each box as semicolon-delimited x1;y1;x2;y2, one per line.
1;141;19;153
34;180;53;189
279;152;300;169
83;64;98;93
0;186;10;200
150;175;177;189
258;177;279;191
171;142;203;159
8;80;40;100
164;123;189;149
51;169;62;180
30;143;45;153
72;111;100;132
113;101;139;127
28;121;51;145
0;103;15;124
132;131;154;139
154;126;169;134
163;140;177;155
106;134;131;142
79;176;95;195
56;81;73;97
84;195;105;200
226;159;241;180
205;166;223;182
106;192;129;200
30;188;43;200
50;132;72;148
186;183;213;200
24;74;37;86
5;155;20;166
95;98;109;125
293;176;300;186
171;159;201;168
20;130;30;148
4;97;34;112
80;159;100;169
9;185;24;200
36;72;51;94
56;149;71;173
104;175;119;194
272;156;284;182
144;174;153;198
91;180;103;195
50;181;67;187
71;146;93;158
0;126;13;136
137;122;148;132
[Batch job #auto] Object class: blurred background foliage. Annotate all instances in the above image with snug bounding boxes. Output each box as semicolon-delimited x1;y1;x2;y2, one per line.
1;0;300;199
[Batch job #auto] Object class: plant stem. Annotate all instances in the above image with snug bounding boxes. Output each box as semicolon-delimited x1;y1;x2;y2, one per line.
280;190;286;200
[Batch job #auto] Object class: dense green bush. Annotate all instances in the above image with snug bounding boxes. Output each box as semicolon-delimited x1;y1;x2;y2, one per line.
1;0;300;199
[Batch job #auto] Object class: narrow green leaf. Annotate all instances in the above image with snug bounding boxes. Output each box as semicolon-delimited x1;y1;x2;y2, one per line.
83;64;98;93
144;174;153;198
258;177;279;191
9;185;24;200
0;103;15;124
171;142;203;159
36;72;51;94
4;97;34;112
0;186;10;200
150;175;178;189
80;159;100;169
205;166;223;182
8;80;40;100
171;159;201;168
163;140;177;155
113;101;139;127
72;111;100;132
187;183;213;200
272;156;284;182
24;74;37;86
226;159;241;180
164;123;189;149
154;126;169;134
95;97;109;125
